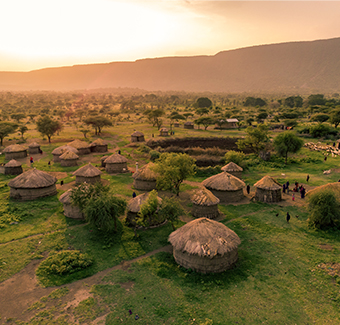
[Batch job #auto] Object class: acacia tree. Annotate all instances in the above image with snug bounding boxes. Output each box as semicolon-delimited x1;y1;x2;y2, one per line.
18;125;28;139
273;132;304;164
143;109;164;130
0;122;18;146
84;115;112;135
330;109;340;128
194;116;214;130
36;115;62;143
236;124;269;155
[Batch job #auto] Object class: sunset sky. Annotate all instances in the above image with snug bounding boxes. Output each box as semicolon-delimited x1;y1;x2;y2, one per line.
1;1;340;72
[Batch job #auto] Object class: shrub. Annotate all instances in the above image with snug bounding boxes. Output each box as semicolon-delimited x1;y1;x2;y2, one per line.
136;144;150;153
224;150;246;167
194;166;223;177
309;124;338;138
149;150;161;161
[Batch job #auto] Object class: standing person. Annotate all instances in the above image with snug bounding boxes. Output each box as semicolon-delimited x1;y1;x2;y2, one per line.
300;187;306;199
286;212;291;223
306;175;310;182
30;157;33;164
132;192;136;198
292;193;295;201
286;181;289;194
246;184;250;195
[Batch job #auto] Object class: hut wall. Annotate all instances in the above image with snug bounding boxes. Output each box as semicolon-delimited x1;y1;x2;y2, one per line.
28;147;40;155
173;249;238;274
192;204;219;219
5;151;27;160
60;159;78;167
10;185;57;200
160;132;169;136
4;166;23;175
75;175;101;185
133;179;157;191
53;154;61;163
207;188;244;204
90;146;96;153
255;188;281;203
77;148;91;155
184;124;194;129
63;203;84;219
131;136;145;143
105;162;128;173
95;145;108;153
126;211;138;226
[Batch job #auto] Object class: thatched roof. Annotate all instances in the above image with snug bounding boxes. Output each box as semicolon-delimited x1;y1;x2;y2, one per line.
160;128;168;132
104;153;128;164
202;172;245;191
59;189;72;204
52;145;79;156
221;162;243;172
73;163;102;177
191;187;220;206
90;138;107;147
59;150;79;160
68;139;91;149
306;182;340;200
184;121;194;125
8;168;57;189
254;176;281;190
169;218;241;258
5;159;22;167
131;131;144;137
28;142;40;148
127;192;162;213
132;162;157;181
3;144;27;153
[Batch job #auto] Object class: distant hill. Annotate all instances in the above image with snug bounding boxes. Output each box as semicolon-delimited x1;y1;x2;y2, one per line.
1;37;340;93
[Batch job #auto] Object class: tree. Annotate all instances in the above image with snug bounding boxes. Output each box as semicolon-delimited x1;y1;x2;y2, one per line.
330;109;340;128
136;190;163;229
236;124;269;155
273;132;303;164
158;197;184;230
284;96;303;108
183;112;194;120
194;116;214;130
195;107;209;116
18;125;28;139
308;94;326;106
0;122;18;146
36;115;62;143
244;97;266;107
256;112;268;123
195;97;212;108
79;127;91;139
11;113;26;123
153;153;196;196
143;109;164;130
310;114;329;123
169;112;185;130
84;115;112;135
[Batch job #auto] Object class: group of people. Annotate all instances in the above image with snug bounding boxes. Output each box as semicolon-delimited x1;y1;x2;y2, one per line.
283;180;306;199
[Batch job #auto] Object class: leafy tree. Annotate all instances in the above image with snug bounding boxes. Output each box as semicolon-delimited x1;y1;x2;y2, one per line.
158;197;184;230
79;127;91;139
310;114;329;123
195;97;212;108
309;124;337;138
224;150;246;167
256;112;268;123
195;107;209;116
244;97;266;107
28;113;37;121
136;190;163;229
18;125;28;139
143;108;164;130
11;113;26;123
246;117;254;126
308;94;326;106
330;109;340;128
153;153;196;196
183;112;194;120
273;132;303;164
0;122;18;146
36;115;62;143
236;124;269;155
194;116;214;130
280;112;299;119
84;115;112;135
284;119;298;128
284;96;303;108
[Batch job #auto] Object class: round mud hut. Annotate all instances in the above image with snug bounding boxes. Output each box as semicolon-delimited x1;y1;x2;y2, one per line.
131;131;145;143
52;145;79;162
169;218;241;274
73;163;102;184
221;162;243;179
254;176;281;203
104;153;128;173
4;144;27;160
159;128;169;136
126;192;163;226
59;189;84;219
132;162;158;191
191;187;220;219
68;139;91;155
8;168;57;200
184;121;194;129
90;138;108;153
4;159;23;175
202;172;245;204
59;150;79;167
28;142;41;155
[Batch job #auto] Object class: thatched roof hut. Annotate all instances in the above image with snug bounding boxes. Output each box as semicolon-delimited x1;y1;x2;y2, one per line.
202;172;245;204
52;145;79;162
89;138;108;153
132;162;157;191
4;159;23;175
159;128;169;136
68;139;91;155
59;189;84;219
73;163;102;184
191;187;220;219
184;121;194;129
104;153;128;173
306;182;340;200
59;150;79;167
221;162;243;179
254;176;281;203
126;192;163;226
3;144;27;160
169;218;241;273
28;142;41;155
8;168;57;200
131;131;145;143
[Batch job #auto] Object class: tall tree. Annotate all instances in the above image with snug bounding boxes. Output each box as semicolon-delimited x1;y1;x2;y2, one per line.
194;116;214;130
330;108;340;128
195;97;212;108
36;115;62;143
273;132;304;164
84;115;112;135
0;122;18;146
236;124;269;155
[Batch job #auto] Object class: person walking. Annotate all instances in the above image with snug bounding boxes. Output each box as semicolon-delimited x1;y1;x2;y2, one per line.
246;184;250;194
306;175;310;182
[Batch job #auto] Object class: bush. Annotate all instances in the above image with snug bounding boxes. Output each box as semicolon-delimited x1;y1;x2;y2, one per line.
149;150;161;162
136;144;151;153
309;124;338;138
194;166;222;177
224;150;246;167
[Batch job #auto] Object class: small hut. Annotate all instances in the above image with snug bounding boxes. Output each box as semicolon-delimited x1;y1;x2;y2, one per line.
73;163;102;184
3;144;27;160
159;128;169;136
104;153;128;173
126;192;163;226
184;121;194;129
221;162;243;179
191;187;220;219
68;139;91;155
59;150;79;167
89;138;108;153
52;145;79;162
4;159;23;175
174;122;180;128
132;162;157;191
202;172;245;204
101;156;109;167
131;131;145;143
59;189;84;219
8;168;57;200
169;218;241;274
28;142;41;155
254;176;281;203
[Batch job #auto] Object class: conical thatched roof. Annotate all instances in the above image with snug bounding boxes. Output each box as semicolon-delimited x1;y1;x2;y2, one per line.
68;139;90;149
169;218;241;258
221;162;243;172
28;142;40;148
202;172;245;191
59;150;79;160
191;187;220;206
59;189;72;204
8;168;57;189
254;176;281;190
132;162;157;181
127;192;162;213
306;182;340;200
52;145;79;155
131;131;144;137
160;127;168;132
5;159;22;167
90;138;107;147
104;153;128;164
73;163;102;177
3;144;27;153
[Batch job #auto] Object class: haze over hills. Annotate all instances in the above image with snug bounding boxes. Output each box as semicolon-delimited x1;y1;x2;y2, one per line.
1;37;340;93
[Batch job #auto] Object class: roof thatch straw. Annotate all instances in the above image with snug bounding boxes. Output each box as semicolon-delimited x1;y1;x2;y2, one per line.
131;131;144;137
104;153;128;164
8;168;57;188
127;192;162;213
52;145;79;155
169;218;241;258
5;159;22;167
202;172;245;191
254;176;281;190
90;138;107;147
28;142;40;148
3;144;27;153
221;162;243;172
160;127;168;132
68;139;91;149
132;162;157;181
191;187;220;206
59;150;79;160
73;163;102;177
59;189;72;204
306;182;340;200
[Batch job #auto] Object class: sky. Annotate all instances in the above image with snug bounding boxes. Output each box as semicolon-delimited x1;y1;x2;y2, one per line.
1;1;340;72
